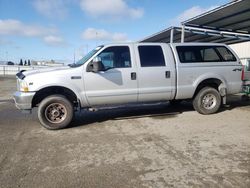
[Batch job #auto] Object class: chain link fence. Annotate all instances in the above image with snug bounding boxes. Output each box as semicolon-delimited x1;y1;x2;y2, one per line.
0;65;58;76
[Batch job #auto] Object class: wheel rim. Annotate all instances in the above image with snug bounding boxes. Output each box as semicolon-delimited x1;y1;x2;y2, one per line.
45;103;67;124
202;93;217;110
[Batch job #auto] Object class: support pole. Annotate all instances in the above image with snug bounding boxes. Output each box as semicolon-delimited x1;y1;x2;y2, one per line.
170;28;174;43
181;25;185;43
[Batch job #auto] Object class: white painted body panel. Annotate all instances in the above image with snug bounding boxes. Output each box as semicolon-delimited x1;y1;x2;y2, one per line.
19;42;243;109
83;68;138;105
170;43;242;99
133;43;176;102
83;44;138;105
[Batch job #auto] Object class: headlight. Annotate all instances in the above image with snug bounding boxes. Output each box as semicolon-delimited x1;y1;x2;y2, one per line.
19;80;29;92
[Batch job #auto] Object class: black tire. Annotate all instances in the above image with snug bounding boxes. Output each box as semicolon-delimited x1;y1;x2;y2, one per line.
193;87;221;115
241;95;249;101
38;95;73;130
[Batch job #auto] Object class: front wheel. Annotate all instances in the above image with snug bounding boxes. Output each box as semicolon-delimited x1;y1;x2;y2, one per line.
38;95;73;130
193;87;221;115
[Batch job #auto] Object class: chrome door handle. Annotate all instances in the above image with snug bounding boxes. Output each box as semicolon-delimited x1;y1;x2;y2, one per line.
131;72;136;80
165;71;171;78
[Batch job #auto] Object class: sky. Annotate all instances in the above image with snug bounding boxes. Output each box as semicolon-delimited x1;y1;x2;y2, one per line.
0;0;230;64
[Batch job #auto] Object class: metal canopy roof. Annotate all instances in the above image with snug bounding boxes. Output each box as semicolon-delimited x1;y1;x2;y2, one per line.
141;0;250;44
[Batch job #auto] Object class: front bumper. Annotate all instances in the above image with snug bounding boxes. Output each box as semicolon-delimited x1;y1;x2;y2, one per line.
13;91;36;110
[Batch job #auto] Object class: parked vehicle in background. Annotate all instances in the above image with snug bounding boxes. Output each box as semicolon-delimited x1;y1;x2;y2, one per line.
242;65;250;99
13;43;243;130
7;61;14;65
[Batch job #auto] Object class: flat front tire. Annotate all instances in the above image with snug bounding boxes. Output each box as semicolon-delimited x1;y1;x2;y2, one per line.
38;95;73;130
193;87;221;115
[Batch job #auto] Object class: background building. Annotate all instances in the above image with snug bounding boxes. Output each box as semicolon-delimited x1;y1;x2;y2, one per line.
141;0;250;71
230;42;250;71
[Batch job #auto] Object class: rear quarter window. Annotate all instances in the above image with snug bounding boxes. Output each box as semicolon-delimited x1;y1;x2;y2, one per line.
176;46;237;63
216;47;237;61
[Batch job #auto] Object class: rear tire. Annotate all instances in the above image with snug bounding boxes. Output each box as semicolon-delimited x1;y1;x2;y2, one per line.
38;95;73;130
193;87;221;115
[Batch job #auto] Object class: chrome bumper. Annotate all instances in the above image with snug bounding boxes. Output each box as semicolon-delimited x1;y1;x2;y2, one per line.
13;91;36;110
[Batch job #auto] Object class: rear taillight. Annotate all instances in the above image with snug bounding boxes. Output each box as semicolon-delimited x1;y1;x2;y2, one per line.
241;65;245;81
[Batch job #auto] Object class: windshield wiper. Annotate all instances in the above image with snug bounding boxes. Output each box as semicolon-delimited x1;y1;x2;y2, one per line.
68;63;80;68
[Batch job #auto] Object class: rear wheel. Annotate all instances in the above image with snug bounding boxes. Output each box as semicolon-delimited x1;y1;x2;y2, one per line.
193;87;221;115
38;95;73;130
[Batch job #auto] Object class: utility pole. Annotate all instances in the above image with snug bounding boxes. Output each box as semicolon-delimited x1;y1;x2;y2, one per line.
6;51;8;62
96;32;98;47
74;49;75;64
84;44;89;55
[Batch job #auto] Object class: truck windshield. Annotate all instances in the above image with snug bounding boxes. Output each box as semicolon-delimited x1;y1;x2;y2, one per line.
70;46;103;67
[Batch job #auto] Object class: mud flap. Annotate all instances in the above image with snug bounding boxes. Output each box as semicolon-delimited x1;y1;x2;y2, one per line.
219;87;227;105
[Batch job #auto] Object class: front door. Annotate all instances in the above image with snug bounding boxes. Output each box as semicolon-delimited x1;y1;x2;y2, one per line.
84;45;138;106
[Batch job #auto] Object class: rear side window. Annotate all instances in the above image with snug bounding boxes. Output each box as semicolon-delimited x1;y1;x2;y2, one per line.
216;47;237;61
201;48;220;62
138;46;166;67
177;46;237;63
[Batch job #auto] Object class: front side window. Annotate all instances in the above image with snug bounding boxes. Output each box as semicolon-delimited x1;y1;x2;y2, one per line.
96;46;131;69
177;46;237;63
138;46;166;67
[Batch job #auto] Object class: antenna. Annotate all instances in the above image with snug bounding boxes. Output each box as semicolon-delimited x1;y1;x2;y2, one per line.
74;49;75;64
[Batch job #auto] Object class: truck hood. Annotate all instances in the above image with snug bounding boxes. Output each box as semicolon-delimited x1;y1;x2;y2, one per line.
22;66;70;77
17;65;82;92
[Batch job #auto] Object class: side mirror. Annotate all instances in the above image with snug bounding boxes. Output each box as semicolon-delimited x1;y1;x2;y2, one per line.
91;57;104;73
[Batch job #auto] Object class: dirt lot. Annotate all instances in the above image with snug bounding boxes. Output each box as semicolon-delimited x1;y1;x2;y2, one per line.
0;77;250;188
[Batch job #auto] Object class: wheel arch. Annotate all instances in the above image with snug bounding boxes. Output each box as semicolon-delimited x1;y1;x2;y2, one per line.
32;86;80;108
193;77;226;99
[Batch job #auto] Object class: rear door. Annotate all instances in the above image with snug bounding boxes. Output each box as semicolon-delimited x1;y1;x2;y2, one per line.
134;44;175;102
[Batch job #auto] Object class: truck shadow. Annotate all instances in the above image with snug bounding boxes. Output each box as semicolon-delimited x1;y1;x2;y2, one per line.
69;102;193;128
69;95;250;128
221;95;250;111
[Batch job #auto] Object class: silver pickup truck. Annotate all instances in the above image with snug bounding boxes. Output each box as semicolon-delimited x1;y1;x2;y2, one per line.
13;43;243;129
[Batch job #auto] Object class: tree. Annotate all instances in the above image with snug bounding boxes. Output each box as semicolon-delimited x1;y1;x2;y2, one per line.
24;60;27;66
28;59;31;66
19;59;23;66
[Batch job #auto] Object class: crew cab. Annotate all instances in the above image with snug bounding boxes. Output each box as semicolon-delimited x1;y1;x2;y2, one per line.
13;43;243;129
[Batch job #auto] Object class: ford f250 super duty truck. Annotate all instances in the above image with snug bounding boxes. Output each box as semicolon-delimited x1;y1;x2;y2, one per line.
13;43;243;130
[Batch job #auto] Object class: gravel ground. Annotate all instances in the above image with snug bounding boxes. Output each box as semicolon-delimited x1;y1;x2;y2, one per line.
0;76;16;100
0;77;250;188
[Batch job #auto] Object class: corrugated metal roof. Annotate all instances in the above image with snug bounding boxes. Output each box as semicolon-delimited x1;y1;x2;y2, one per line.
183;0;250;33
141;0;250;44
